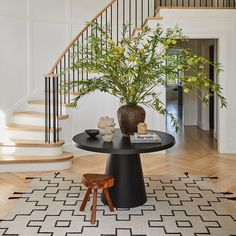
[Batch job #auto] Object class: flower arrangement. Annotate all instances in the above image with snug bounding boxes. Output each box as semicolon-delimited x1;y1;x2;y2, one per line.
67;22;226;132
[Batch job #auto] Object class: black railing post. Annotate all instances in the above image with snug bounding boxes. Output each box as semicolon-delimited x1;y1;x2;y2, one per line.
52;76;57;143
45;76;48;143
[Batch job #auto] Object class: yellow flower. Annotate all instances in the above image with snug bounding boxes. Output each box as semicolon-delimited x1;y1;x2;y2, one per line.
139;48;144;55
167;39;172;45
136;58;141;64
177;65;183;70
184;88;190;93
128;56;135;61
129;87;136;96
187;58;194;65
164;45;169;49
204;82;210;87
172;39;177;45
188;77;197;83
121;76;127;80
108;39;114;45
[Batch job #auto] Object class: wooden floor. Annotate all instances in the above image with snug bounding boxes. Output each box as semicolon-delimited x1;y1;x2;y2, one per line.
0;126;236;219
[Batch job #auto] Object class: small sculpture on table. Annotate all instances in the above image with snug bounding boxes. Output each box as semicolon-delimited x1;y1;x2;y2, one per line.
98;116;115;142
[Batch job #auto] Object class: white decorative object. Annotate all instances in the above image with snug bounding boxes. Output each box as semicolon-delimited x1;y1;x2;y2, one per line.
97;116;115;142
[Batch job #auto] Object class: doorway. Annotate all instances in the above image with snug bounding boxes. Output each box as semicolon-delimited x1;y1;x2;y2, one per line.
166;39;218;144
209;45;215;130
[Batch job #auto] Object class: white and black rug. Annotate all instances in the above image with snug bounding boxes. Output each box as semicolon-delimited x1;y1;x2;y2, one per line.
0;173;236;236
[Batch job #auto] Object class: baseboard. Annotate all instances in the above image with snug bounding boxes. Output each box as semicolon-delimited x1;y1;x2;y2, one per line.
197;121;209;130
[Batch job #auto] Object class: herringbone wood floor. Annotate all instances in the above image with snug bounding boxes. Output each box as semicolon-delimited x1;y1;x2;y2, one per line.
0;126;236;219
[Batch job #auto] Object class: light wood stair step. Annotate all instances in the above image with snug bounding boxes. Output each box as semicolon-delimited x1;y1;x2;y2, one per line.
13;111;69;120
28;98;71;107
0;139;64;147
28;99;66;106
6;123;62;132
0;152;73;164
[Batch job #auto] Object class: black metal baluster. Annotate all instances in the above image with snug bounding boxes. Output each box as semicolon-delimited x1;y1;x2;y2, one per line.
123;0;125;36
100;15;103;49
111;4;113;39
90;25;93;62
59;61;62;115
52;76;56;143
135;0;137;28
154;0;156;16
95;19;98;42
63;55;66;104
48;77;51;143
67;50;70;104
45;76;48;143
86;28;89;80
141;0;144;25
72;44;75;93
148;0;150;16
117;0;119;43
106;9;108;51
129;0;131;37
76;39;80;92
81;33;84;81
55;71;59;142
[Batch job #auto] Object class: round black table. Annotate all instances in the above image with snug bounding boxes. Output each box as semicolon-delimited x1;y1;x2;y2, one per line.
73;129;175;208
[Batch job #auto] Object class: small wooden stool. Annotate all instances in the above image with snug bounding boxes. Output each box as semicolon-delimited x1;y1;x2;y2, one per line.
80;173;115;224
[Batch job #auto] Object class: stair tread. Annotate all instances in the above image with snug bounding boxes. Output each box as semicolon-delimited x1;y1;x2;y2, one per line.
6;123;62;132
28;99;66;106
13;111;69;120
0;139;65;147
0;152;73;163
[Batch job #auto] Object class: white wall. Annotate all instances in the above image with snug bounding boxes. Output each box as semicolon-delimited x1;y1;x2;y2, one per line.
148;9;236;153
0;0;110;114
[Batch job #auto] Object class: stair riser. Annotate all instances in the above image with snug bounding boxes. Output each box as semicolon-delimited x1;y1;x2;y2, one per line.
28;104;67;113
0;146;63;156
0;160;72;172
6;130;61;141
13;116;65;127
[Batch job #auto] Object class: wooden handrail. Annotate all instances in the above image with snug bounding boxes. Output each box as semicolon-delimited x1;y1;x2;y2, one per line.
48;0;117;74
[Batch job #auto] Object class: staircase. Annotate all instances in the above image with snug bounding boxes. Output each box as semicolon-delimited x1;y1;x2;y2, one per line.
1;0;235;172
0;97;73;172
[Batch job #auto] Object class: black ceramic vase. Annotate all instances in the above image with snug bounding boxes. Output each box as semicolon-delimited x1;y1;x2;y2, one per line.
117;104;146;137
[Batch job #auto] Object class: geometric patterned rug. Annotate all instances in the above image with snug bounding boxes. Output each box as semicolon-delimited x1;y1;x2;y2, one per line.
0;173;236;236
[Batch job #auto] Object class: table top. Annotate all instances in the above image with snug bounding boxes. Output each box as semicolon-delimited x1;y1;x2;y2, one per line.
73;129;175;155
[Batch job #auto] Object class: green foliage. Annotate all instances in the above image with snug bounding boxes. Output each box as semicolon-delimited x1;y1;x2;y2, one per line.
66;22;227;132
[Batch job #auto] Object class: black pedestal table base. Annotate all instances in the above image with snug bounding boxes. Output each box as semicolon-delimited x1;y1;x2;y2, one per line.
101;154;146;208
